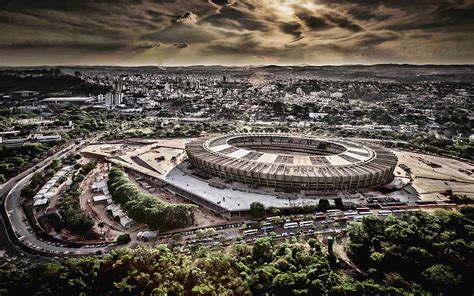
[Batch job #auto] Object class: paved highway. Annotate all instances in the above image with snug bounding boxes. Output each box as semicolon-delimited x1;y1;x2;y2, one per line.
0;143;79;259
0;137;110;258
5;172;109;256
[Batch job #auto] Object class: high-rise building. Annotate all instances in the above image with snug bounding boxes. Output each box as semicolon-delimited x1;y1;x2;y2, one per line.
97;94;104;102
113;92;123;105
114;78;123;91
222;75;227;83
105;93;114;105
164;83;172;92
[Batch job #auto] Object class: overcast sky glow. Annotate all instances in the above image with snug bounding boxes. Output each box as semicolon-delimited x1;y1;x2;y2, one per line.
0;0;473;66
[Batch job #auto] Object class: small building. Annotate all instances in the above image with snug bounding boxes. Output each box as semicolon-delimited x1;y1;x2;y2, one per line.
137;231;158;241
92;195;109;205
119;216;135;229
42;97;94;104
91;181;107;193
106;203;135;229
33;198;49;208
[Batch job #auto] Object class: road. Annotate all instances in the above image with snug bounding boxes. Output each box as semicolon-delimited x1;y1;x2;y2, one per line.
0;137;109;259
5;172;109;256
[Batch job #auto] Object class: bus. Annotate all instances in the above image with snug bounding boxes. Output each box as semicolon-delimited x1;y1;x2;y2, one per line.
299;220;314;228
313;212;326;221
345;211;358;217
392;209;407;216
266;216;280;222
327;209;342;217
260;225;274;232
243;229;258;236
293;215;305;222
283;222;298;229
378;210;393;217
334;216;349;222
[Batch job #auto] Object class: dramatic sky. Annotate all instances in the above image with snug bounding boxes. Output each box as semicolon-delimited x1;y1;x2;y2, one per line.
0;0;473;65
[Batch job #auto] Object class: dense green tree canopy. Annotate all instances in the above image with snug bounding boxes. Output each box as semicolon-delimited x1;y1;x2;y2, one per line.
1;208;473;295
108;166;195;232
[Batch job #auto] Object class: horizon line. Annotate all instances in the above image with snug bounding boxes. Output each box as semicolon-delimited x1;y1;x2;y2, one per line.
1;62;474;68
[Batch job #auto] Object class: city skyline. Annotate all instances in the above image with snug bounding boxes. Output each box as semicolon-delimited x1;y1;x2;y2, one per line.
1;0;473;66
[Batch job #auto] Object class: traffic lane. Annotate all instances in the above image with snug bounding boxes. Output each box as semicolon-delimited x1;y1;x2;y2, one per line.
6;173;108;255
7;177;109;255
4;147;109;256
0;142;81;201
0;143;78;257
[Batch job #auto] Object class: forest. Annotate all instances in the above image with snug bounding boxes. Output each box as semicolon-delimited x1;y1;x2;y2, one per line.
0;207;472;295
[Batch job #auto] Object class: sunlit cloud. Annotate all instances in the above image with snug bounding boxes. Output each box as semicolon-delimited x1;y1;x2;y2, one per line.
0;0;472;65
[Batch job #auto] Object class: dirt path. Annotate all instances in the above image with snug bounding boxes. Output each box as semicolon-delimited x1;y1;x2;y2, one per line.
78;162;125;241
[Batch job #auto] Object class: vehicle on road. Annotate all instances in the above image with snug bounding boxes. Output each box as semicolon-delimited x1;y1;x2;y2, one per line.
283;222;298;229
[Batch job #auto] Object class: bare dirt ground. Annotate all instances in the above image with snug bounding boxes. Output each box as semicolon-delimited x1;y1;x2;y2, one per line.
394;150;474;201
78;162;125;241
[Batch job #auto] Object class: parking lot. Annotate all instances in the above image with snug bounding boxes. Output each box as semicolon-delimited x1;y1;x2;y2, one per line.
143;207;423;251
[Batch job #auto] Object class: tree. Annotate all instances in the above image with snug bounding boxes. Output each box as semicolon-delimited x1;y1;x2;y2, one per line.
117;234;131;245
250;202;265;219
252;237;273;263
318;199;330;211
267;206;281;216
422;264;461;294
370;251;384;263
21;185;35;198
171;233;183;243
334;198;343;209
30;172;43;187
82;161;96;174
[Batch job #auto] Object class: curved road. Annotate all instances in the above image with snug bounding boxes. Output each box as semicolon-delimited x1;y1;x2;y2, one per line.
5;172;108;256
0;137;110;259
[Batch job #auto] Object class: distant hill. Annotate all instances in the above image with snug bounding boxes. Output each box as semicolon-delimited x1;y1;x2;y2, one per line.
1;64;474;83
0;71;110;96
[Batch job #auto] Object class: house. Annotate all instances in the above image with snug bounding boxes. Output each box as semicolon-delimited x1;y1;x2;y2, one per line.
92;195;109;205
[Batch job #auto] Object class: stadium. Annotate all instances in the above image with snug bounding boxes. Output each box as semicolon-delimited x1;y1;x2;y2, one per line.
186;133;398;192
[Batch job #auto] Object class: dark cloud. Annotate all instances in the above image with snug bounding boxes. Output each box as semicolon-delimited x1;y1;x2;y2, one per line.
294;8;332;31
201;5;270;32
0;0;472;65
208;0;235;6
356;32;400;47
174;42;188;48
344;6;391;21
279;21;303;39
0;0;89;10
0;39;126;51
323;13;363;32
176;11;198;24
142;23;217;43
132;41;161;50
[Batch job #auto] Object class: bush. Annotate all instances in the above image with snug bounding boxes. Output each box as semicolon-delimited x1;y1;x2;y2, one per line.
116;233;131;245
82;161;96;174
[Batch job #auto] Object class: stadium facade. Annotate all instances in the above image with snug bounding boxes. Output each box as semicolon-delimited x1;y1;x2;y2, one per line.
186;133;398;191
